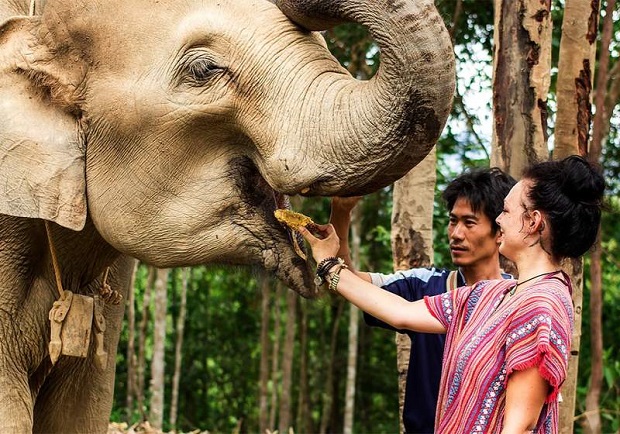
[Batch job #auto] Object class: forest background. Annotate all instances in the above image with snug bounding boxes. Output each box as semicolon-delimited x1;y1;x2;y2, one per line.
109;0;620;433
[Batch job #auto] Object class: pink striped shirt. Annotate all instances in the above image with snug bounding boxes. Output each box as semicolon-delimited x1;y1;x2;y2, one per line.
425;273;573;433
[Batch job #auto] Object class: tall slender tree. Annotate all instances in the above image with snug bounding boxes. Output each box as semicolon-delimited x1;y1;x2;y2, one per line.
125;261;139;420
296;299;313;433
319;298;345;434
554;1;600;431
391;148;436;433
149;267;170;430
554;0;599;159
491;0;552;175
278;289;297;434
137;266;156;420
170;267;190;430
583;2;616;432
343;205;362;434
268;283;283;430
258;273;272;433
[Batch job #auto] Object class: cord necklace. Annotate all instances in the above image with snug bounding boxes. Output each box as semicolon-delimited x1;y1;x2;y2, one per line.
508;270;560;296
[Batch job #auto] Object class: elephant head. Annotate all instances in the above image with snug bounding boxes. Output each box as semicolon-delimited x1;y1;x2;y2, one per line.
0;0;455;296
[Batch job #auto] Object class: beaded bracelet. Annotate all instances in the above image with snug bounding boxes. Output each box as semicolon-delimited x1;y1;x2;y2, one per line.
314;257;343;286
316;256;339;275
327;263;348;293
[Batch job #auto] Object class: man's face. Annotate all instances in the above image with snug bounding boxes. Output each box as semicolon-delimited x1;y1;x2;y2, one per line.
448;197;501;268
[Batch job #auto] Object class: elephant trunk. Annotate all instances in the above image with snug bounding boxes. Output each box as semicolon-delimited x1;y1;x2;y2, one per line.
274;0;455;196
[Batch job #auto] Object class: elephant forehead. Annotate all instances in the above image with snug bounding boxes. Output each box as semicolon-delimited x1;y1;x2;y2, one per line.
42;0;287;66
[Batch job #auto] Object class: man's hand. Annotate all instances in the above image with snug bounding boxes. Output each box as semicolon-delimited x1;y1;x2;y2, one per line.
329;197;361;264
331;196;363;214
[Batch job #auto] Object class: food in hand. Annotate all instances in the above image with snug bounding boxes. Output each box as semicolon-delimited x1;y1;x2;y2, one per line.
274;209;319;261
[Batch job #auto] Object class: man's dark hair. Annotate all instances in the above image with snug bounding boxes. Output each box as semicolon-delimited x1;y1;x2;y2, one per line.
442;167;516;234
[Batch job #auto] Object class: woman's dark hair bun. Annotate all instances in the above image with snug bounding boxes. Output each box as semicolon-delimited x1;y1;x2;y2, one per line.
559;155;605;207
523;155;605;259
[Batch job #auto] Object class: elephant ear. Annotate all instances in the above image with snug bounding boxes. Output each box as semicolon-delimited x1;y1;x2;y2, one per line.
0;16;86;231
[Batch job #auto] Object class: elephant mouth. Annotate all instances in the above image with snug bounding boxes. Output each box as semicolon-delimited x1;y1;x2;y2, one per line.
236;157;309;259
232;156;317;297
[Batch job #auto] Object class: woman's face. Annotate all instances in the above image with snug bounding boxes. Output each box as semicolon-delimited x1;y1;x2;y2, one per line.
495;180;530;260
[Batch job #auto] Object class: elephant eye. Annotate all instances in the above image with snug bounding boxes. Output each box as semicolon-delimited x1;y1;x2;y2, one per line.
179;51;226;86
188;58;220;82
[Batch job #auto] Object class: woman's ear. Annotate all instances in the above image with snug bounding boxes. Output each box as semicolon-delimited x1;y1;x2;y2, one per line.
0;17;87;231
529;210;546;234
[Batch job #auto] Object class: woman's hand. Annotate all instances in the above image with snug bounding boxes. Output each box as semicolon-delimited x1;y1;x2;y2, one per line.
298;223;341;264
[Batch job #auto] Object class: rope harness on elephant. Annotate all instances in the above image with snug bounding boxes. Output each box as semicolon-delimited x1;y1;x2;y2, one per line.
44;221;122;370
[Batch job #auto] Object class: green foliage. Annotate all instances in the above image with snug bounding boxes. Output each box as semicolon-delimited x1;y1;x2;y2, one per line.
177;266;262;431
112;261;400;432
325;23;379;78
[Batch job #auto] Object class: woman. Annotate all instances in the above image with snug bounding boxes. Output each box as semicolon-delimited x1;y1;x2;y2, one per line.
299;155;605;433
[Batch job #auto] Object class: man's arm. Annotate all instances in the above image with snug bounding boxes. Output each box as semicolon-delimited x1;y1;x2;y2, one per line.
329;197;372;282
502;366;548;433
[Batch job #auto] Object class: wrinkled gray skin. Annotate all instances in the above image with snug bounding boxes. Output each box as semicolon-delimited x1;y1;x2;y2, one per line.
0;0;455;431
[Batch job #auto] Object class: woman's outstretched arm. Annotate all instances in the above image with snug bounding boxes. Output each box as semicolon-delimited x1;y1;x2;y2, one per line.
299;224;445;334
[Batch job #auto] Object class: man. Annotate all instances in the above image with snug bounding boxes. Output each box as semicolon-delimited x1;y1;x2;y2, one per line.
330;167;516;433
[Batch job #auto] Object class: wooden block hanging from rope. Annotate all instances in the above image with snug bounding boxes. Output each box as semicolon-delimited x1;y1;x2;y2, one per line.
60;293;94;358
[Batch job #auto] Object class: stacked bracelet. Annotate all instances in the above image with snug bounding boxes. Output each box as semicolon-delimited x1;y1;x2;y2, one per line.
327;263;348;293
314;257;344;286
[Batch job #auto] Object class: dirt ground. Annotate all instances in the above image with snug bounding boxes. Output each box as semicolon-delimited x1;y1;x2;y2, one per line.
108;422;210;434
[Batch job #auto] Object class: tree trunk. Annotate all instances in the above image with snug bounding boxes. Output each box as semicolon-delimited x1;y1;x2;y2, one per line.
258;273;271;434
394;333;410;434
391;148;436;433
268;283;283;430
448;0;464;42
554;1;600;432
559;258;585;434
582;3;615;432
343;205;362;434
170;267;189;430
296;299;313;434
149;267;169;430
319;298;345;434
491;0;552;175
125;260;139;420
588;0;615;161
554;0;599;159
137;266;156;420
278;289;297;434
584;231;603;434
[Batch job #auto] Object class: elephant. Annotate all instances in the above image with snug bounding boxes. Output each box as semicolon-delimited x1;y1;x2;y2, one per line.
0;0;455;431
